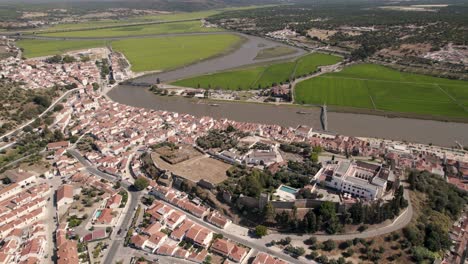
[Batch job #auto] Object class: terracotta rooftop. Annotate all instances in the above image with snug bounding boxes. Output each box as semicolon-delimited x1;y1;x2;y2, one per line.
143;222;162;235
57;184;74;202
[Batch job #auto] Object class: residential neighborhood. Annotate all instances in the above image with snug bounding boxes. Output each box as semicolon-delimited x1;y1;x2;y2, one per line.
0;3;467;263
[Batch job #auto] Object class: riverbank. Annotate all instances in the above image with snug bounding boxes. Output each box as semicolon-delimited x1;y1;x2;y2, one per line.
106;32;468;147
108;85;468;147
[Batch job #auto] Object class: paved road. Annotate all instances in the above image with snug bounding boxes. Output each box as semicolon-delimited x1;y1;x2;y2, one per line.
104;191;141;264
290;61;343;103
157;199;314;264
0;142;16;152
67;148;142;264
133;249;192;264
260;187;413;244
68;148;413;263
0;88;80;144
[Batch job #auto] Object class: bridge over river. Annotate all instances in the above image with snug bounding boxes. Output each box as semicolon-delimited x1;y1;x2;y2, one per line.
106;33;468;147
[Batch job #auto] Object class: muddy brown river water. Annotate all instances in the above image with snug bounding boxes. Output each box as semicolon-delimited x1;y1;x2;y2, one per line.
108;33;468;147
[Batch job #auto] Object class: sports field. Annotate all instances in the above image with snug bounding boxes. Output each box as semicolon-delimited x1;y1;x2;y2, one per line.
111;34;243;72
295;64;468;118
172;53;342;90
16;39;107;58
39;21;221;38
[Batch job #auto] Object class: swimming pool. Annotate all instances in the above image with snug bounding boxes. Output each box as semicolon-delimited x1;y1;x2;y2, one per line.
279;185;298;194
94;210;102;218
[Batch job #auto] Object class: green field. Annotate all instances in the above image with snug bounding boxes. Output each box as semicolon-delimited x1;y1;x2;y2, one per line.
178;66;266;90
111;34;242;72
17;39;107;58
295;53;343;77
17;34;242;72
29;11;219;33
39;21;221;38
172;53;342;90
33;6;272;33
295;64;468;118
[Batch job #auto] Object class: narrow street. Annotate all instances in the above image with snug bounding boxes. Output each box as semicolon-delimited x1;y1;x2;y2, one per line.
67;148;142;264
156;200;316;264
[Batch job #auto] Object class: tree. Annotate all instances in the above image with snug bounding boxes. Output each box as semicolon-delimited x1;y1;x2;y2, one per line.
424;223;451;252
226;125;236;133
33;95;51;108
316;255;329;264
62;55;76;63
53;104;64;112
53;130;65;141
323;239;336;251
202;255;212;264
403;225;424;246
303;210;317;233
305;236;317;246
306;251;319;260
46;55;62;63
318;202;340;234
255;225;268;237
263;202;275;222
310;152;319;163
312;146;323;153
285;245;305;257
343;248;354;257
133;177;149;191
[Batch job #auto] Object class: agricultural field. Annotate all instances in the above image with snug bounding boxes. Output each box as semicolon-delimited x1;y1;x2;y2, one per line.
174;66;266;90
16;33;241;71
39;20;221;38
16;39;107;58
172;53;342;90
294;53;343;77
295;64;468;118
255;61;296;89
111;34;242;72
254;46;298;60
140;5;277;21
33;6;271;33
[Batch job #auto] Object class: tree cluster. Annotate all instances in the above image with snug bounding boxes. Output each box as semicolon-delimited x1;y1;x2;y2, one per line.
196;128;239;150
347;186;407;225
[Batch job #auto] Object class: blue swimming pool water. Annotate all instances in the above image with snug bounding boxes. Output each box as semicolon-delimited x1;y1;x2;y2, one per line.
280;185;298;194
95;210;102;218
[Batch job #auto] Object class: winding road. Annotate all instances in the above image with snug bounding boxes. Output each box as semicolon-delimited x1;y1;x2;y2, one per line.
0;88;80;146
67;149;142;264
66;136;414;264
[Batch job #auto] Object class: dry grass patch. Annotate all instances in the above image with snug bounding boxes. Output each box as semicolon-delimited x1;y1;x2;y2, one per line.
152;152;230;184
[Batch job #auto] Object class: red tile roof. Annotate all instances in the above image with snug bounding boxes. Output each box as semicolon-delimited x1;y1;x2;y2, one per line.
57;184;73;202
96;208;113;224
130;234;148;248
56;240;79;264
156;244;177;256
148;231;167;245
211;238;232;256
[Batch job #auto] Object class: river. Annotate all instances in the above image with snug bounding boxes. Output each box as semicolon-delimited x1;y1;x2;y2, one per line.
108;33;468;147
